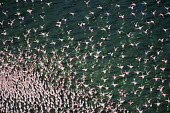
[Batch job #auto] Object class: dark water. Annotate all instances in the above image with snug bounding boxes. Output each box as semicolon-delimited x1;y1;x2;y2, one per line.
0;0;170;113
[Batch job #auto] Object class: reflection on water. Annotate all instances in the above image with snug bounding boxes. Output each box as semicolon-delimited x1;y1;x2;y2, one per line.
0;0;169;112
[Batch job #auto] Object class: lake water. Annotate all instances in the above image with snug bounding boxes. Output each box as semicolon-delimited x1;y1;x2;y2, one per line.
0;0;170;113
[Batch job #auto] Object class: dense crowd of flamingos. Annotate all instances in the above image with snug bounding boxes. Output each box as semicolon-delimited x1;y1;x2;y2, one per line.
0;0;170;112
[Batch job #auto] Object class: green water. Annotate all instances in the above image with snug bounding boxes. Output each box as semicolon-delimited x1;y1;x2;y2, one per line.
0;0;170;113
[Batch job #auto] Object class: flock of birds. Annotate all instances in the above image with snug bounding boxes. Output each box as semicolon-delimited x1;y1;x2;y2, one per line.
0;0;170;113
